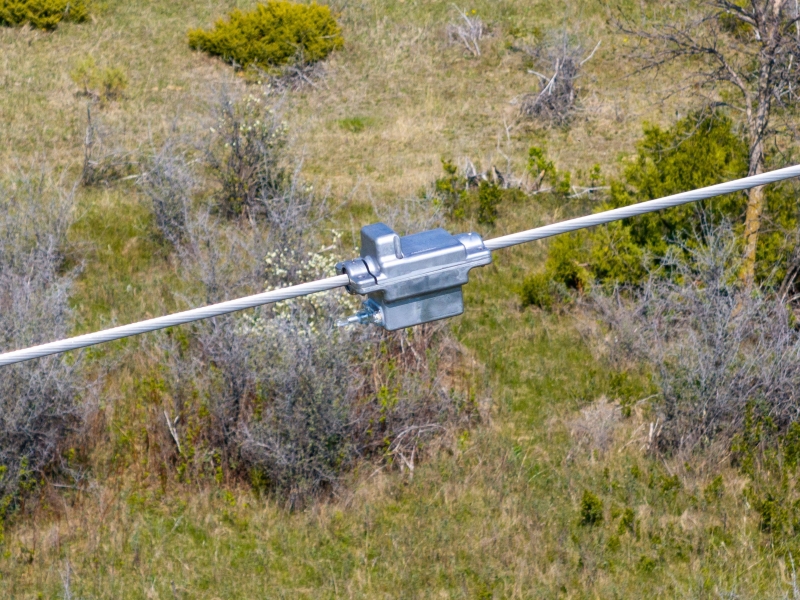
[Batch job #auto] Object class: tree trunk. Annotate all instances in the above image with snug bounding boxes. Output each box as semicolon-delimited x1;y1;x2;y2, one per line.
741;133;766;287
739;0;784;287
742;183;765;287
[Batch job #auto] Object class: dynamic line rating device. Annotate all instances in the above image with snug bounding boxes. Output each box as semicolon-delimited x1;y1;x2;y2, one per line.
335;223;491;330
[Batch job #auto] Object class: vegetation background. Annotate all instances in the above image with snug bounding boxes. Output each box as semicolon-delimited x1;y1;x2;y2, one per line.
0;0;799;598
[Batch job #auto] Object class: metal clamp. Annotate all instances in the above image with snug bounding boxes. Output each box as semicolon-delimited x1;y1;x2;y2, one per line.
336;223;492;330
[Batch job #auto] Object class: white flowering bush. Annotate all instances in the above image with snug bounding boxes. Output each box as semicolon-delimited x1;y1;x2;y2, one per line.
149;209;473;504
207;90;289;217
257;229;360;331
141;90;476;506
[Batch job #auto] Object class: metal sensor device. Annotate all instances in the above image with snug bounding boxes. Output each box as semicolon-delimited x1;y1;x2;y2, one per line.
336;223;492;330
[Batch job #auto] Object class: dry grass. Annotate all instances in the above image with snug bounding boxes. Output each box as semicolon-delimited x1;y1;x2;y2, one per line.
0;0;782;598
0;0;688;203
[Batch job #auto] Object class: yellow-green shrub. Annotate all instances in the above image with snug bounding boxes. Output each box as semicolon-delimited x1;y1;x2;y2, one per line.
0;0;88;30
188;1;343;71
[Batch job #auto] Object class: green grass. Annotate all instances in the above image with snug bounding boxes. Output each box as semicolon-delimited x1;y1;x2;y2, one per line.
337;116;373;133
69;185;176;331
0;0;795;598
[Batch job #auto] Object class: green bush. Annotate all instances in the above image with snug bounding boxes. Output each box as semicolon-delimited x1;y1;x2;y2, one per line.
595;113;748;276
433;158;525;222
618;506;636;535
188;1;344;71
521;232;590;309
703;475;724;504
521;112;800;309
580;490;603;526
0;0;88;29
477;180;501;226
520;273;557;310
528;146;571;196
433;158;468;218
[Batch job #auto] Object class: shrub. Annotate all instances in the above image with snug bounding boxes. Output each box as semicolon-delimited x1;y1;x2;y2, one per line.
0;174;85;518
618;506;635;534
580;490;603;525
598;113;748;270
595;224;800;453
433;158;468;219
521;232;590;310
80;105;136;186
432;158;522;223
206;90;289;218
99;67;128;101
140;127;475;505
139;140;195;245
703;475;724;503
477;180;501;225
520;33;598;125
0;0;87;30
151;208;472;505
522;112;800;309
527;146;570;194
582;112;749;287
188;1;343;72
520;273;556;310
446;6;484;57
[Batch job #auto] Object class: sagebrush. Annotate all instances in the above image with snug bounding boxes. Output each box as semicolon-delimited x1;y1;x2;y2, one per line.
136;94;475;505
0;174;85;520
151;202;472;506
80;105;136;186
597;224;800;453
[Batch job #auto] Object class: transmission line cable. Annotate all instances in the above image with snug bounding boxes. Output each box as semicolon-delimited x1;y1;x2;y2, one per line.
0;276;348;366
1;165;800;367
485;164;800;250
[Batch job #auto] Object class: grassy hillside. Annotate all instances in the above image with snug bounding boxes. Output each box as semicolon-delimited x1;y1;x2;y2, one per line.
0;0;796;598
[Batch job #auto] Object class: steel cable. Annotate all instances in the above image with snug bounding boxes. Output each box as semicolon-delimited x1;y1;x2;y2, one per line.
483;164;800;251
3;165;800;367
0;275;349;367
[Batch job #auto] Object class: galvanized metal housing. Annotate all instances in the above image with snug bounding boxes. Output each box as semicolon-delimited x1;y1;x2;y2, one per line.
336;223;492;330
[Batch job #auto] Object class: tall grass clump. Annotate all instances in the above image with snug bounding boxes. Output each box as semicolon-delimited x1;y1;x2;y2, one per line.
188;1;343;72
0;0;87;29
0;174;85;522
